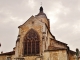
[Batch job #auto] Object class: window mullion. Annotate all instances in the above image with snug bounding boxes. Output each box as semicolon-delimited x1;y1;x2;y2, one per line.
35;41;36;54
27;41;28;55
31;40;32;54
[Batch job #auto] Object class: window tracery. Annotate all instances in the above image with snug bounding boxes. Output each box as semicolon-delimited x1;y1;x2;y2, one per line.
24;29;40;55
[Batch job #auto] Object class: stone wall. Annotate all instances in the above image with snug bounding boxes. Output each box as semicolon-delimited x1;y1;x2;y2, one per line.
43;50;68;60
15;16;46;57
0;55;6;60
0;55;15;60
24;56;40;60
69;53;76;60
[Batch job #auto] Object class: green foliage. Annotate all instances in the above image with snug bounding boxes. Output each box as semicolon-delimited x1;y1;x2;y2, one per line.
76;48;79;56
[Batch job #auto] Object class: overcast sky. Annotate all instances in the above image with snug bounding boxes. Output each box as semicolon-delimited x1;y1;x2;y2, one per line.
0;0;80;53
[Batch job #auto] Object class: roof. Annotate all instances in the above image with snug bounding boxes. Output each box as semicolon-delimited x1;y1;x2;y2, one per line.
69;50;76;55
45;23;68;46
36;6;47;19
54;39;67;46
0;51;15;56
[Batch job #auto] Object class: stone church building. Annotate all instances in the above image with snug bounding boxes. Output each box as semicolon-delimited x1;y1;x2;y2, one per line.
0;6;80;60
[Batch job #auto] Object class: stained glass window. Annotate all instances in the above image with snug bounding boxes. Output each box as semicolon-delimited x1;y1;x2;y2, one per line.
24;29;40;55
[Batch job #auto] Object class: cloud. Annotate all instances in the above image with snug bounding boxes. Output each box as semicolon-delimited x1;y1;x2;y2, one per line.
50;0;80;51
0;0;80;52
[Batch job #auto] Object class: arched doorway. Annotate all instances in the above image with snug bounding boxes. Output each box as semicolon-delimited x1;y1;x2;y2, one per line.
23;29;40;55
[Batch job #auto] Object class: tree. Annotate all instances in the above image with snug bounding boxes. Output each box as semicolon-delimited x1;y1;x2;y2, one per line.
0;43;1;47
76;48;79;60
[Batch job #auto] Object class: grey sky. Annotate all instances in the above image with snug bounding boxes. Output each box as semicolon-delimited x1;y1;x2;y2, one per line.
0;0;80;53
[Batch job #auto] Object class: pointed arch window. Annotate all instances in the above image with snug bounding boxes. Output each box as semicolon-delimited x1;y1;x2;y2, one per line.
24;29;40;55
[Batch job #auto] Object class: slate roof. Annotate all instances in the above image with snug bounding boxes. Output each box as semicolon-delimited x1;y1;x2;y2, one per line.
0;51;15;56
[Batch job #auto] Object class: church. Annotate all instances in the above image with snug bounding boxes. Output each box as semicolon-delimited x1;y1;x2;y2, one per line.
0;6;80;60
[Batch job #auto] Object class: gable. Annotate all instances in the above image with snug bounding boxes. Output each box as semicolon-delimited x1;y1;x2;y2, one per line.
18;15;34;28
18;15;45;28
48;38;68;50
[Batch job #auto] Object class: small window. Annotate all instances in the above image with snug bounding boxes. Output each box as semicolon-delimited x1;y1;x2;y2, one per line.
7;57;11;60
15;58;24;60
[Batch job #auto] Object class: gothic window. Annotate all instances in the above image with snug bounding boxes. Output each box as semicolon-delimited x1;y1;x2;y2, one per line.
24;29;40;55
